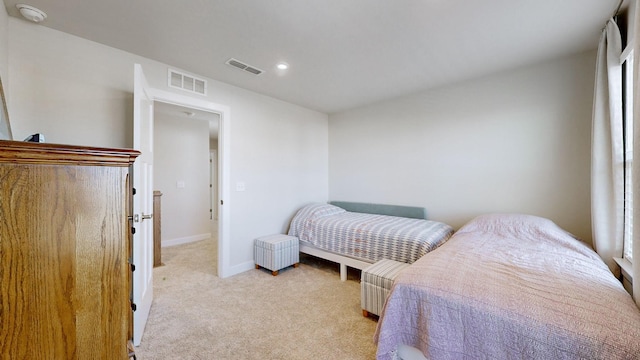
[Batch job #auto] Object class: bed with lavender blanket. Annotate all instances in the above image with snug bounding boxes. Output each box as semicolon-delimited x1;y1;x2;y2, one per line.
374;213;640;360
287;203;453;280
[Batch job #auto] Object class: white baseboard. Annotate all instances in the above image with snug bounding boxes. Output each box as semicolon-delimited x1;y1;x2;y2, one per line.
162;233;211;247
223;260;256;278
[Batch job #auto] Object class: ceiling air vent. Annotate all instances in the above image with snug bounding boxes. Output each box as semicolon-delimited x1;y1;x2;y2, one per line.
226;58;264;76
168;69;207;95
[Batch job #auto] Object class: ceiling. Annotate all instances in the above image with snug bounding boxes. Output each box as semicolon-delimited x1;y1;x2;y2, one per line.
4;0;621;114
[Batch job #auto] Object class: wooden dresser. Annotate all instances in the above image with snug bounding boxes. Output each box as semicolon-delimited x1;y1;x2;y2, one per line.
0;141;139;359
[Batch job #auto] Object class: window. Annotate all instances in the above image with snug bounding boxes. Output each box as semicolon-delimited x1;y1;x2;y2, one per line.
622;50;634;262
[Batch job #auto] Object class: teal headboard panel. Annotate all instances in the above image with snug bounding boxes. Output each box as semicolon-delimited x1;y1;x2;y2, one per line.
329;201;427;219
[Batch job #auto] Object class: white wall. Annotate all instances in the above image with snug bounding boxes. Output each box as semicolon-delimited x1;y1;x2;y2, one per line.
0;6;8;84
154;112;211;245
329;52;595;244
0;6;11;141
6;18;329;276
7;19;134;147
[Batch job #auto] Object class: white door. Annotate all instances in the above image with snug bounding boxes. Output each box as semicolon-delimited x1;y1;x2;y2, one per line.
132;63;154;346
210;150;217;220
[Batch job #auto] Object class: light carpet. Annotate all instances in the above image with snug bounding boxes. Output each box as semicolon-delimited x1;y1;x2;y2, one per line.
134;236;378;359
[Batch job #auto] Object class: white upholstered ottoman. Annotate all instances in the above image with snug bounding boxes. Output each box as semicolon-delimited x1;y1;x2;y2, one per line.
254;234;299;276
361;259;410;317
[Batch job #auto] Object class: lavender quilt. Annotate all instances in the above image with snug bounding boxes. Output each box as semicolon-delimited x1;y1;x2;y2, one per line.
375;213;640;360
288;203;453;264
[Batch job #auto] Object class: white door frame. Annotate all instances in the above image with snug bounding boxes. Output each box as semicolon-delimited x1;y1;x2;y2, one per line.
148;87;232;278
132;65;154;346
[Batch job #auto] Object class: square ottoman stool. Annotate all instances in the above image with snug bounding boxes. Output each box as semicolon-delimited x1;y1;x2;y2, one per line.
254;234;299;276
361;258;410;317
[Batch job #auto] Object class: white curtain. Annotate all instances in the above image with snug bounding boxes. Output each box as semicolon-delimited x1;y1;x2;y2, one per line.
592;19;623;277
632;0;640;307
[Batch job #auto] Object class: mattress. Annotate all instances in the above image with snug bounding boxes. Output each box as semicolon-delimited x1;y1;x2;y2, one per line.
288;203;453;264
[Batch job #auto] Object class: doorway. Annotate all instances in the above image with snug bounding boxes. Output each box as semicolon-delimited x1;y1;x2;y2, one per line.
153;102;220;250
144;86;231;279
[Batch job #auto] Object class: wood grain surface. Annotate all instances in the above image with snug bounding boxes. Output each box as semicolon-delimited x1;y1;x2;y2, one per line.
0;141;138;359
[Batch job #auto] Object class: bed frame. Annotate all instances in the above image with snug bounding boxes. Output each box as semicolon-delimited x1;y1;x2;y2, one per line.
298;201;427;281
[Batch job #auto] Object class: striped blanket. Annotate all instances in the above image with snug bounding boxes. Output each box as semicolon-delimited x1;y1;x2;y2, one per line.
288;203;453;264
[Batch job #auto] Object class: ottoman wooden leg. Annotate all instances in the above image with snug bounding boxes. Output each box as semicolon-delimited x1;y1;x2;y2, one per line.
271;270;279;276
293;263;299;268
255;264;260;270
363;310;370;317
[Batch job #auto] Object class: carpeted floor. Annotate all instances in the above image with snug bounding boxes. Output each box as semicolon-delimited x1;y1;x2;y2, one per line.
134;233;379;359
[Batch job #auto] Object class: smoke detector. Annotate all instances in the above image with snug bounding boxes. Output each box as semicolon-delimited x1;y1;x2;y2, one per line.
16;4;47;23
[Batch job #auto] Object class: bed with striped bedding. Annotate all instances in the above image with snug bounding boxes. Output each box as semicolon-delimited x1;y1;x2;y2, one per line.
287;203;453;272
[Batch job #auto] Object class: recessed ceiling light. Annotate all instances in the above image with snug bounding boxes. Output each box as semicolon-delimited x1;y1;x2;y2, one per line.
16;4;47;23
276;62;289;70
